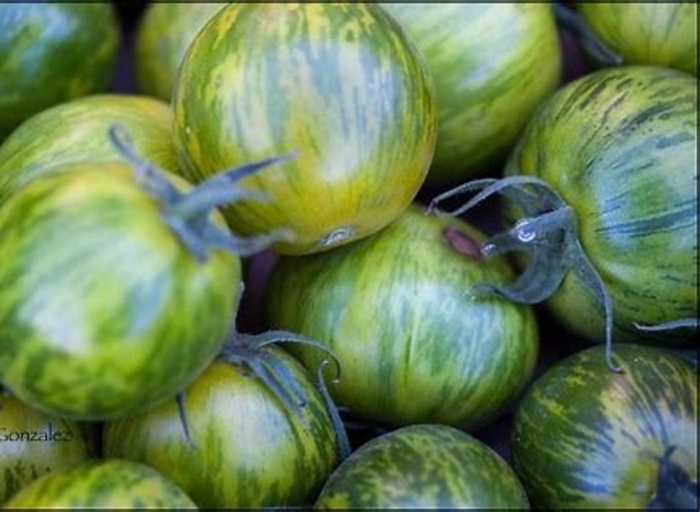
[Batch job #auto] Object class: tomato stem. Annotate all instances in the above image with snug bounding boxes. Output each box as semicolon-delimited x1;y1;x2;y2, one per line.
429;176;622;373
218;329;350;460
108;124;294;261
635;318;699;332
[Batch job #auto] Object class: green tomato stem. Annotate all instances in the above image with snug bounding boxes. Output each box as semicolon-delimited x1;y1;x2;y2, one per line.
219;329;350;460
635;318;699;332
108;124;294;261
429;175;622;373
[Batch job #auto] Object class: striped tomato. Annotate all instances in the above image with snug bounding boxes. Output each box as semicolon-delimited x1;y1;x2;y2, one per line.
3;459;196;508
430;65;697;366
134;3;224;101
172;3;437;255
511;344;697;509
0;391;90;503
264;205;539;430
0;4;119;140
0;135;289;420
382;3;561;185
0;94;179;205
103;343;341;509
315;424;530;509
567;3;697;75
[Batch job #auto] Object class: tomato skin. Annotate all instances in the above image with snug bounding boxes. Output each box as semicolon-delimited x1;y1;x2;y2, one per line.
0;392;90;504
135;3;224;101
0;94;179;206
0;4;119;140
382;3;561;185
103;352;339;509
172;3;437;255
2;458;197;508
577;3;697;75
505;65;697;346
511;343;697;508
264;205;538;430
0;163;241;420
315;424;530;509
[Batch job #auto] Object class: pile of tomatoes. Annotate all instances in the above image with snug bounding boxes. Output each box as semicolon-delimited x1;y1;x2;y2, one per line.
0;2;696;509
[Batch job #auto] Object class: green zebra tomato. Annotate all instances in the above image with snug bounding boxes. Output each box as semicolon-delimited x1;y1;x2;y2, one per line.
382;3;561;185
430;65;697;362
0;161;241;420
172;3;437;255
103;349;340;509
2;458;196;508
575;3;697;75
264;205;539;431
0;93;179;206
507;66;697;347
135;3;224;101
314;424;530;509
0;3;119;140
511;343;698;509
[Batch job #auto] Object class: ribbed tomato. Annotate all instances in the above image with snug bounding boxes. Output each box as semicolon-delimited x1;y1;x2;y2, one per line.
264;205;538;430
172;3;437;254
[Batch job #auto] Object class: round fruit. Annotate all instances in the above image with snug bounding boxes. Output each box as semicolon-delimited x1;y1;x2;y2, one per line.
0;4;119;140
0;94;179;205
0;391;90;503
103;348;340;509
0;161;241;420
508;65;697;346
135;3;224;101
511;343;698;509
382;3;561;185
265;205;539;430
2;458;196;508
172;3;437;254
431;65;697;357
576;2;698;75
314;423;530;509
